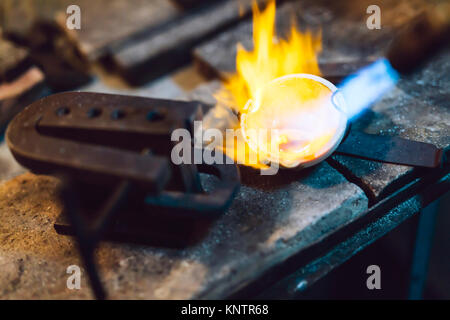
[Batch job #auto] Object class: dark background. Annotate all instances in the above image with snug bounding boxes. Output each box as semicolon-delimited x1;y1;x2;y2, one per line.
298;193;450;299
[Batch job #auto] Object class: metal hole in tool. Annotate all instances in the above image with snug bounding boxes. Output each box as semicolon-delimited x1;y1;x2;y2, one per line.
87;108;102;118
111;109;125;120
146;110;165;122
56;107;70;116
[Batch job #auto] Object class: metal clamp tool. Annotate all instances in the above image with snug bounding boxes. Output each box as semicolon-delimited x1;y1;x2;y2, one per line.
6;92;241;299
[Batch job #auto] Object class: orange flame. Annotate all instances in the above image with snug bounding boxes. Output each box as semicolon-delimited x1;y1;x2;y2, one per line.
225;0;322;112
215;0;341;169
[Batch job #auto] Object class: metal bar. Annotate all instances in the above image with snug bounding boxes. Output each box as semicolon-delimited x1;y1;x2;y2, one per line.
91;180;132;241
408;199;440;300
59;178;106;300
336;130;443;168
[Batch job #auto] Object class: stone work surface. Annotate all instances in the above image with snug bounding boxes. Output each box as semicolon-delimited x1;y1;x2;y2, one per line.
0;163;367;299
0;173;90;299
331;49;450;201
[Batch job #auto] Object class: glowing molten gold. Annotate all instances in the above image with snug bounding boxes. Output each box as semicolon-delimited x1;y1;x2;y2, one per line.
242;75;342;168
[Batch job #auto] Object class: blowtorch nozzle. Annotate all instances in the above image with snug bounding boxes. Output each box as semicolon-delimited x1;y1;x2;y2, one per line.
334;3;449;121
